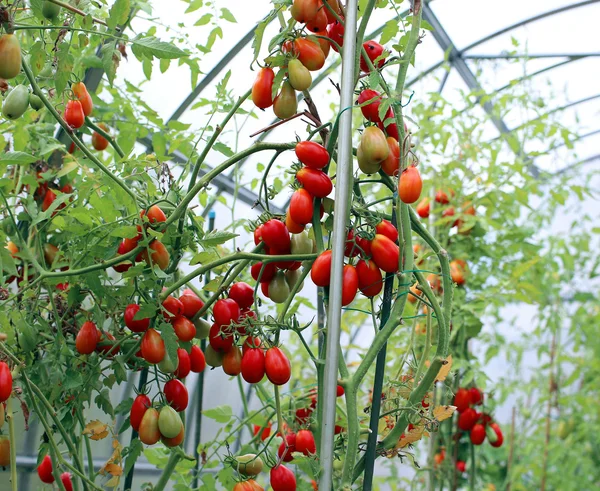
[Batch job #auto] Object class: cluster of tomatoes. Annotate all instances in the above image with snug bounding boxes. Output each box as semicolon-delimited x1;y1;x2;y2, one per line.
454;387;504;447
416;190;476;234
36;455;74;490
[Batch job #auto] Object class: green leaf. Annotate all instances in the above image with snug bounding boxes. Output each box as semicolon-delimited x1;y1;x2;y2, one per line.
55;46;74;97
195;13;212;26
158;322;179;369
252;11;276;63
197;230;238;248
213;142;234;157
101;42;120;86
190;251;219;266
0;151;37;165
202;405;233;423
131;36;187;60
123;439;143;476
95;388;114;417
108;0;131;30
220;8;237;23
29;42;46;76
380;19;399;45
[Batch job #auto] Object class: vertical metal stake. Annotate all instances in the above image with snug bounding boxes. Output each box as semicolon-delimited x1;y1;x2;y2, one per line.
318;1;359;489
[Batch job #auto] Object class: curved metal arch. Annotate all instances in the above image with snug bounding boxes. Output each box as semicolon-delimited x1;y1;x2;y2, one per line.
545;128;600;153
555;153;600;176
465;53;600;60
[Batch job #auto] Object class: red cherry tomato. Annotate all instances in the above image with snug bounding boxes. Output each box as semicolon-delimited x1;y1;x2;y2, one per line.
295;429;316;455
179;293;204;318
174;348;191;379
489;423;504;448
469;387;484;405
458;407;478;431
337;385;345;397
295;141;329;169
229;282;255;309
296;167;332;198
162;295;183;320
172;316;196;342
290;0;319;23
306;3;327;32
375;219;398;243
355;235;372;257
209;323;234;353
416;198;430;218
141;329;165;364
261;219;291;251
270;464;297;491
60;472;73;491
310;250;332;287
456;460;466;472
435;190;451;204
341;264;359;306
96;331;118;358
286;211;306;234
64;100;85;128
251;261;277;283
371;234;399;273
164;379;189;411
344;229;360;258
381;138;399;178
265;347;291;386
241;348;266;384
37;455;55;483
278;433;297;463
41;189;56;212
189;345;206;373
144;205;167;224
357;89;382;122
453;388;471;413
251;67;275;109
398;166;423;204
124;304;150;333
222;345;243;376
253;422;272;441
356;259;383;297
75;321;99;355
130;393;151;432
470;424;486;445
213;298;241;327
327;19;344;52
92;123;109;151
360;40;386;72
289;188;314;226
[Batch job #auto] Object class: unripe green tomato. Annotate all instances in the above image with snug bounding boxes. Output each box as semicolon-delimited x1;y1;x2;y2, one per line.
285;268;304;290
333;459;344;471
288;58;312;91
29;94;43;110
2;85;30;120
2;220;15;236
236;453;264;476
193;317;211;339
158;405;182;438
357;143;381;175
273;81;297;120
157;349;178;374
42;1;61;19
204;344;224;367
290;230;314;255
268;271;291;304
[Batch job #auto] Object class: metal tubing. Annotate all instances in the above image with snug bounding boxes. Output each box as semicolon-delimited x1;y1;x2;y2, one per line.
464;53;600;60
318;0;358;489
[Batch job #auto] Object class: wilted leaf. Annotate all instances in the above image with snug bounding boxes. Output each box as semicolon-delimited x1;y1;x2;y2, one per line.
436;355;453;382
433;405;456;422
395;425;425;449
83;420;109;440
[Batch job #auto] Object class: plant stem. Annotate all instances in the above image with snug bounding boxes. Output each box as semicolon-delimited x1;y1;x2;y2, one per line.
153;451;182;491
85;117;126;158
76;408;95;482
46;0;109;26
7;398;17;491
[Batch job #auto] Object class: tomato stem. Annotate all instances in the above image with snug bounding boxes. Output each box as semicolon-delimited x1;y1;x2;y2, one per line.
7;398;17;491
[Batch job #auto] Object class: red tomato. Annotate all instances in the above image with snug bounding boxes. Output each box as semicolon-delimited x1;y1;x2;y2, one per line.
261;219;291;251
130;393;151;432
278;432;297;462
251;67;275;109
469;387;483;405
489;423;504;448
162;295;184;320
360;40;386;72
458;407;478;431
337;385;345;397
0;362;12;403
341;264;359;306
96;331;118;358
355;235;372;257
209;323;234;353
251;261;276;283
295;141;329;169
164;379;188;411
242;336;262;355
64;100;85;128
293;38;325;71
456;460;466;472
416;198;430;218
381;137;400;177
172;316;196;342
442;206;455;219
286;211;306;234
398;166;422;204
435;190;450;204
71;81;93;116
357;89;382;122
37;455;55;483
141;329;165;364
124;304;150;332
270;464;297;491
327;19;344;52
371;234;399;273
453;388;471;413
450;259;467;286
323;0;341;23
470;424;486;445
241;348;266;384
41;189;56;212
60;472;73;491
213;298;241;327
75;321;99;355
229;282;255;309
375;219;398;243
144;205;167;224
379;115;399;140
174;348;191;379
356;259;383;297
290;0;319;23
161;426;185;448
260;281;270;298
179;293;204;318
306;4;327;32
91;123;109;151
189;345;206;373
310;250;332;286
139;407;161;445
344;229;360;258
296;168;332;198
289;188;314;226
265;347;291;385
295;429;316;455
222;345;242;376
139;240;170;270
253;422;272;441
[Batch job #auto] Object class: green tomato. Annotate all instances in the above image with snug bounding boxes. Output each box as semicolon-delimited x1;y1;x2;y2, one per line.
268;272;291;304
2;85;30;120
157;349;178;374
204;344;224;367
193;317;211;340
236;453;264;477
288;59;312;91
285;268;304;291
290;230;314;255
273;81;297;120
42;1;61;19
158;406;182;438
29;94;43;111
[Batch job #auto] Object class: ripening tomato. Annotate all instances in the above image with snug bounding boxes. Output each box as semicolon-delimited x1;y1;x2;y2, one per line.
458;407;478;431
356;259;383;297
310;249;332;286
64;100;85;128
416;198;430;218
489;423;504;448
323;0;342;23
189;345;206;373
204;344;225;368
124;304;150;332
141;329;165;364
371;234;399;273
75;321;99;355
358;126;389;173
357;89;382;122
158;405;183;439
209;323;234;353
296;168;332;198
60;472;73;491
381;137;400;177
450;260;467;286
139;407;161;445
268;272;291;303
179;293;204;318
295;141;329;169
375;219;398;243
271;464;297;491
327;19;344;52
140;240;170;270
193;316;210;339
360;40;386;72
91;122;109;151
161;424;185;447
41;189;56;212
172;316;196;342
290;0;319;23
173;348;191;379
295;429;316;455
252;67;275;109
0;361;11;403
241;348;266;384
427;273;442;294
278;433;297;463
435;190;451;204
130;393;151;432
470;424;486;445
289;188;314;226
37;455;55;483
142;205;167;225
265;347;291;385
213;298;241;327
253;422;272;441
0;34;22;80
398;166;422;204
469;387;483;405
164;379;188;412
293;38;325;71
261;219;291;251
229;282;254;309
251;261;277;283
355;235;372;258
286;212;305;234
306;4;327;32
72;81;93;116
456;460;466;473
341;264;359;306
222;345;243;376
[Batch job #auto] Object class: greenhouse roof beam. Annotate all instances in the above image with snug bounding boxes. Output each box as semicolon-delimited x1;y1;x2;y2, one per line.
464;53;600;60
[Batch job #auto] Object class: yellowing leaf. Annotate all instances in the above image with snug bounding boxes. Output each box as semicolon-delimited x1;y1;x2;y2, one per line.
105;475;120;488
83;420;109;440
396;425;425;449
433;405;456;422
103;463;123;476
436;355;453;382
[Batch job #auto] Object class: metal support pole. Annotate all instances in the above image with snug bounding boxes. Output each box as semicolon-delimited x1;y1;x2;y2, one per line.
318;1;358;489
